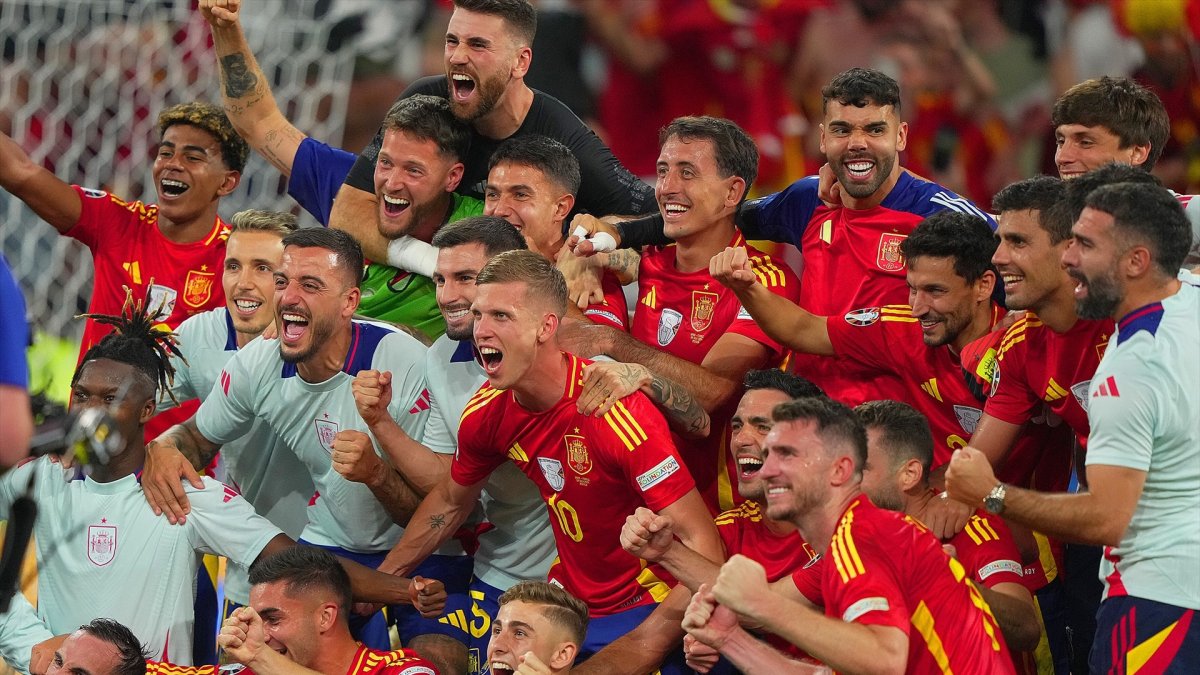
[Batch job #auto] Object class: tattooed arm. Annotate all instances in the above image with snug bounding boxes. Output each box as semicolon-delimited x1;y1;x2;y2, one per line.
378;474;486;576
201;0;306;175
599;248;642;285
579;362;711;439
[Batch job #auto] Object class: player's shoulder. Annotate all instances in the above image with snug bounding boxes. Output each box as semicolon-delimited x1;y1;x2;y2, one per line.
743;241;799;287
145;661;223;675
958;510;1011;546
358;320;427;366
458;381;507;427
595;391;658;452
526;88;589;135
996;311;1043;358
885;173;993;223
714;500;764;526
360;646;439;674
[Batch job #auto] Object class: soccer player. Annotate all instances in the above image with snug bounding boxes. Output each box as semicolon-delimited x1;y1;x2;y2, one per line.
327;0;656;279
711;210;1002;468
201;0;481;339
44;619;147;675
947;182;1199;672
0;104;246;439
376;250;722;668
572;67;995;406
558;116;800;515
0;253;31;467
0;297;436;664
159;209;314;614
140;228;469;667
683;397;1016;674
487;581;590;675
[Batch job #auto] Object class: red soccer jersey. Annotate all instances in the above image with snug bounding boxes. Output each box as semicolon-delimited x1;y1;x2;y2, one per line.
631;233;799;513
948;510;1025;590
453;353;695;616
827;303;1004;468
582;270;630;331
819;496;1015;674
714;500;817;581
985;313;1113;448
145;645;439;675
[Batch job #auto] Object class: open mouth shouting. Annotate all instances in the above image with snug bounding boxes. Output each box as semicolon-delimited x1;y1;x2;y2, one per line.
489;661;514;673
381;194;411;218
450;71;477;103
477;345;504;375
280;308;310;344
736;453;764;480
662;201;690;221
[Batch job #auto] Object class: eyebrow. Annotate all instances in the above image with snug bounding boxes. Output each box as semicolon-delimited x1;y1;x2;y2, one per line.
159;140;213;156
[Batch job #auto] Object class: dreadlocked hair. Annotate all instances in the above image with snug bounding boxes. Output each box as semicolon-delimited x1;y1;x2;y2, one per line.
76;284;186;405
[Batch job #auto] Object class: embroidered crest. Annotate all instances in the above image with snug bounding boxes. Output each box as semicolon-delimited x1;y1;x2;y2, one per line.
953;405;983;434
565;433;592;476
147;284;178;321
844;307;881;327
658;309;683;346
87;524;117;566
538;457;566;491
183;268;216;308
690;290;719;332
876;233;908;272
1071;380;1092;412
314;418;339;454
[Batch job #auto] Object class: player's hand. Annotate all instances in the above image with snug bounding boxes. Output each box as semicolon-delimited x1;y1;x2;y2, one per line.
28;634;67;675
945;446;998;509
817;162;842;207
620;506;675;562
199;0;241;27
683;633;721;673
567;214;621;257
556;241;605;308
330;430;384;486
409;575;447;618
923;492;973;540
709;247;757;294
218;606;268;665
579;361;650;416
351;370;393;427
515;651;554;675
682;584;739;651
143;436;203;524
713;554;771;622
259;319;279;341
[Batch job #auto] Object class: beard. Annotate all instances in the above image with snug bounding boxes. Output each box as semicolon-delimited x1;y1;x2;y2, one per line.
831;151;896;200
450;70;506;122
279;316;335;364
1072;270;1122;320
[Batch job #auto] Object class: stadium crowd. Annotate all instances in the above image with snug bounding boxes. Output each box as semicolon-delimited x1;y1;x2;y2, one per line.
0;1;1197;674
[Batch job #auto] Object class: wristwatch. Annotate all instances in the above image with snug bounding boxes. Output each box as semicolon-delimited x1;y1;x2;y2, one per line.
983;482;1007;515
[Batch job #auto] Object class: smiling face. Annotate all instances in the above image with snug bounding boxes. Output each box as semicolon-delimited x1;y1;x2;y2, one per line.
374;129;463;241
730;388;793;502
472;280;553;391
993;209;1072;312
1054;123;1149;179
152;124;238;226
434;242;490;341
223;230;285;341
249;580;328;667
444;8;528;122
759;419;835;523
273;246;358;364
1062;207;1125;320
906;255;989;349
820;101;907;200
655;135;742;243
487;600;574;674
484;161;573;257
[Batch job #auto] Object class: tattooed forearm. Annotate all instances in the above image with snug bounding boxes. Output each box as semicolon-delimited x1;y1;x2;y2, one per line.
649;374;711;439
261;126;305;174
428;513;447;530
220;53;259;99
603;248;642;285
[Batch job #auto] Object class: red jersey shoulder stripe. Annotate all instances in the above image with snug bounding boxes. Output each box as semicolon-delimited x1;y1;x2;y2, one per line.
460;386;504;424
603;399;648;451
831;502;867;583
714;500;764;525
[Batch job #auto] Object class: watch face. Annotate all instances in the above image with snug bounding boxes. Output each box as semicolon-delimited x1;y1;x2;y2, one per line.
984;496;1003;514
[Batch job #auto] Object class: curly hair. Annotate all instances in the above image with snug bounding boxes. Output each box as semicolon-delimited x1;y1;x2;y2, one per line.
76;285;185;404
158;101;249;172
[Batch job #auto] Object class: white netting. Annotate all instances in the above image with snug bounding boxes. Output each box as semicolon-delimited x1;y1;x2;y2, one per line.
1;0;356;342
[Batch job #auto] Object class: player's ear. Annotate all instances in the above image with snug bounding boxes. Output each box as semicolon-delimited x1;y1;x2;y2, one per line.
1123;244;1153;280
976;269;997;303
725;177;747;209
217;169;242;198
511;45;532;79
317;601;339;632
139;397;157;425
895;121;909;153
898;458;923;492
538;311;560;344
550;641;578;670
343;284;361;318
446;162;465;193
553;193;575;224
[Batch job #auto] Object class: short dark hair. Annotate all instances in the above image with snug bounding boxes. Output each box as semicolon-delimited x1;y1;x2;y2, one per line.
78;618;149;675
498;581;590;645
854;400;934;481
1083;183;1192;276
743;369;825;400
158;101;248;173
230;209;299;237
1061;163;1162;224
477;249;567;315
489;135;582;195
382;94;471;161
76;289;184;404
771;397;868;476
281;227;365;288
821;67;902;115
431;215;528;257
1052;76;1170;171
992;176;1073;244
660;116;759;196
900;211;997;284
248;546;353;620
454;0;537;45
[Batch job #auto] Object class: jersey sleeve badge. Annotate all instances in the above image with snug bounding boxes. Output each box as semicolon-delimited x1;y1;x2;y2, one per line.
844;307;881;326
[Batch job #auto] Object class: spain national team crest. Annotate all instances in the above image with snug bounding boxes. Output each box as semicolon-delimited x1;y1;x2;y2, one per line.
147;284;178;321
876;233;908;272
691;290;719;332
183;268;216;308
658;309;683;346
87;524;117;566
314;418;339;455
538;457;566;492
564;434;592;476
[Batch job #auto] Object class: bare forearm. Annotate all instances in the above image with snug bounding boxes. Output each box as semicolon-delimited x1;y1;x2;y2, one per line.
364;465;423;527
156;420;220;470
978;584;1040;652
1003;487;1120;546
747;594;905;674
733;283;831;356
574;586;688;675
368;417;451;496
606;333;738;413
328;185;390;263
383;480;475;574
659;542;722;592
601;249;641;285
719;628;827;675
644;374;710;439
338;555;413;605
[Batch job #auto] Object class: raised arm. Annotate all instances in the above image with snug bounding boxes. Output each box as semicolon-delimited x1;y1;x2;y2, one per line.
0;131;82;234
350;369;451;496
201;0;306;176
620;506;724;592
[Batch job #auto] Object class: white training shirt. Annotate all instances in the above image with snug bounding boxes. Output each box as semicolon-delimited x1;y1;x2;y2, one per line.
195;321;451;554
164;308;314;603
425;337;557;590
0;591;54;672
0;459;281;663
1086;281;1200;610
